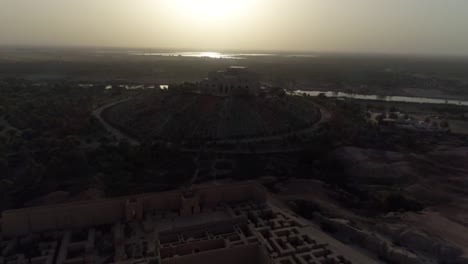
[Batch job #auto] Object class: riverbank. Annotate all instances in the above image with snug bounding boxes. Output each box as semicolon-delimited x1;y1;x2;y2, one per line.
293;90;468;106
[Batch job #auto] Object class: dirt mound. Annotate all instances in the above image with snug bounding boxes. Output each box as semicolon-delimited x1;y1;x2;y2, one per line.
331;147;419;185
428;147;468;169
279;145;468;263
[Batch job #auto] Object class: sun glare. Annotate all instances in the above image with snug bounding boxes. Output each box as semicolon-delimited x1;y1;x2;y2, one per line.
168;0;252;22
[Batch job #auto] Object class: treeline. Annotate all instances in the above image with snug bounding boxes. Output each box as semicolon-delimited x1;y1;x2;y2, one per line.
0;80;158;210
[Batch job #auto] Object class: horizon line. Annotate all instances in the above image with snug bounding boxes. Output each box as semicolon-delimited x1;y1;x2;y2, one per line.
1;43;468;59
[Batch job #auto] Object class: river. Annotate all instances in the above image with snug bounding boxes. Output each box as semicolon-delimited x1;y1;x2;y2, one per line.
293;90;468;107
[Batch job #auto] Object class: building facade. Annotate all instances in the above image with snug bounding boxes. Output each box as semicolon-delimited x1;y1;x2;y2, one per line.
0;184;360;264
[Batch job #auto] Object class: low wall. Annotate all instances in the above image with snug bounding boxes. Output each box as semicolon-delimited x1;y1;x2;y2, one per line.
161;244;271;264
1;183;266;237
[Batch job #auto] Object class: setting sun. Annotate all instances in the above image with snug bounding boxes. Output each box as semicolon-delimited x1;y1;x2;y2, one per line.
168;0;253;22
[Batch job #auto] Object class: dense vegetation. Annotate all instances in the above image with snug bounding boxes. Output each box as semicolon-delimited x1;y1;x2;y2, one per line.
0;78;465;215
0;80;194;211
2;51;468;98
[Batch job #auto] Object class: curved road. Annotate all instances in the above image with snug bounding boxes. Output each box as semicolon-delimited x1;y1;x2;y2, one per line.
206;102;330;145
92;99;140;146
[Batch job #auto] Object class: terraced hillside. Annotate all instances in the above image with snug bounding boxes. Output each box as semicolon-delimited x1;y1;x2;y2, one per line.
103;91;321;141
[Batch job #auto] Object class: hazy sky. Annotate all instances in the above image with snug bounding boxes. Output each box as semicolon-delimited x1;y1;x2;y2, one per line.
1;0;468;55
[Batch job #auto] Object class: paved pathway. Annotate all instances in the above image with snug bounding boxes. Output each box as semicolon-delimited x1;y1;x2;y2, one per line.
0;118;19;133
92;99;140;146
205;102;330;145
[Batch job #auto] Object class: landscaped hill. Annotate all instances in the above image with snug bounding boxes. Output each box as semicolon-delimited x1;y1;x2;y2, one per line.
103;91;321;142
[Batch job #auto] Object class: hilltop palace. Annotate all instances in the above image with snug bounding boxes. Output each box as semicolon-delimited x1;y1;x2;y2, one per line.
0;183;378;264
199;66;260;97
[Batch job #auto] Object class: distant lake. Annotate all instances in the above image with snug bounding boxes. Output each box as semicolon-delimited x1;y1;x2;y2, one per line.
95;50;319;60
294;90;468;107
129;51;276;59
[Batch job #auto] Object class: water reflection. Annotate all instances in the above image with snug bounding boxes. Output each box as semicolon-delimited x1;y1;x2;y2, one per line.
294;90;468;106
131;51;243;59
129;51;277;59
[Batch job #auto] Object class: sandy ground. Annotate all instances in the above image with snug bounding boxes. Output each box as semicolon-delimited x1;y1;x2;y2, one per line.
25;188;104;207
402;211;468;258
